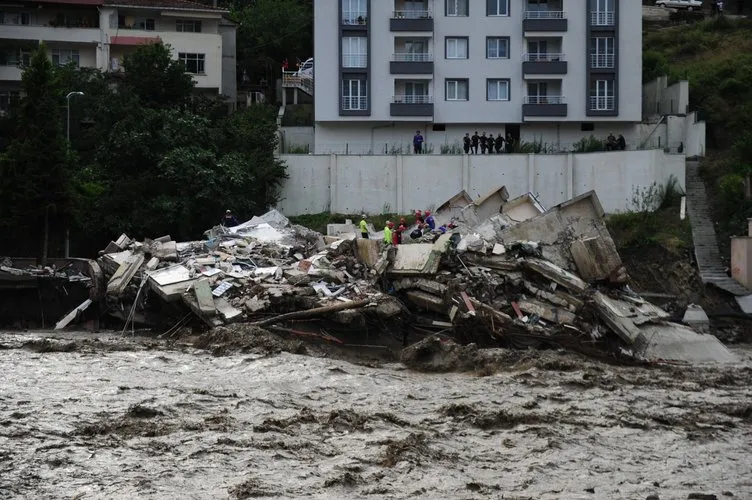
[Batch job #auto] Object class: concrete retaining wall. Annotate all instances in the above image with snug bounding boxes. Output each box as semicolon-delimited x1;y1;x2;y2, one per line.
276;149;685;216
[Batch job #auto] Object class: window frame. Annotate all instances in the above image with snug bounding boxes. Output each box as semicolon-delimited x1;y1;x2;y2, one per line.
590;36;615;69
486;37;510;59
342;78;368;111
487;0;510;16
445;37;468;60
487;79;510;101
445;78;469;101
341;35;368;68
590;79;615;111
176;19;202;32
445;0;469;17
51;48;80;68
178;52;205;74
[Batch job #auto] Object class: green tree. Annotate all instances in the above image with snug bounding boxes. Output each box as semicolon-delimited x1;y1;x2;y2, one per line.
0;43;72;261
122;42;195;108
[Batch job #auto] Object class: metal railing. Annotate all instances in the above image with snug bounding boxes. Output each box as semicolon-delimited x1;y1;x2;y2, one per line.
392;94;433;104
341;95;368;111
392;52;432;62
342;11;368;25
590;53;615;68
590;11;615;25
283;71;314;94
342;53;368;68
524;95;565;105
523;10;566;19
523;52;565;62
392;10;433;19
589;95;615;111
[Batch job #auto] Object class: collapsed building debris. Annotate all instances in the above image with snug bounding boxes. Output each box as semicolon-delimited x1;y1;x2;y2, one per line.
44;189;738;365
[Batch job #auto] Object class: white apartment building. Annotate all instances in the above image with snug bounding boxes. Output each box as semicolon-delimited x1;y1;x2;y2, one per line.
0;0;236;113
313;0;642;154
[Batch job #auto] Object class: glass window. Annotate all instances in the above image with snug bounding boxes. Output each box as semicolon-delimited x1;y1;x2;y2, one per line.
51;49;80;68
487;0;509;16
0;90;20;113
342;0;367;24
590;79;615;110
176;19;202;32
590;36;614;68
487;79;510;101
342;36;367;67
486;37;509;59
446;37;468;59
446;79;469;101
446;0;469;16
342;79;367;110
178;53;205;74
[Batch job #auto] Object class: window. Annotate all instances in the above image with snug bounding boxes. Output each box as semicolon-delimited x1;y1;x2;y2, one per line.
0;11;31;25
342;36;367;67
118;15;155;30
399;81;429;103
590;36;614;68
486;37;509;59
398;40;429;61
445;37;468;59
179;53;205;74
445;79;468;101
590;0;614;25
581;123;595;132
0;48;31;66
487;79;510;101
590;79;614;110
487;0;509;16
342;0;367;24
0;90;20;114
526;81;561;104
176;19;202;32
342;79;367;110
446;0;468;16
51;49;80;68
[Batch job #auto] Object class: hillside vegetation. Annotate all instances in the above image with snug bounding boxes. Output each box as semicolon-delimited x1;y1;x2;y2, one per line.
644;16;752;247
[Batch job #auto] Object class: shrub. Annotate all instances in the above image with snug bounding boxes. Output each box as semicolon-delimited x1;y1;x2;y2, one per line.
572;135;605;153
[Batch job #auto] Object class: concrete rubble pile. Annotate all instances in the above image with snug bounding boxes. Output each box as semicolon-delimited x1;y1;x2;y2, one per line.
385;187;736;364
0;257;92;283
95;210;402;338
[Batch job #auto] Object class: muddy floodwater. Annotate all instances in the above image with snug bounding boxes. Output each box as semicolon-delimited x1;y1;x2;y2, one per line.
0;330;750;500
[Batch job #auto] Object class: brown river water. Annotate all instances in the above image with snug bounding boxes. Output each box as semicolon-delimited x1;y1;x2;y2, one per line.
0;330;750;500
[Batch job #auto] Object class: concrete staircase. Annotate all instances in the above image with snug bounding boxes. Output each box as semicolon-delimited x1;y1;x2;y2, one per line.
685;160;751;296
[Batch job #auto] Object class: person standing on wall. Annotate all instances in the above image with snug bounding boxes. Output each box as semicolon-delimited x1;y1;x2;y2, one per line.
471;131;480;154
495;133;505;153
487;134;496;154
463;133;471;154
359;214;369;239
413;130;424;154
480;132;488;154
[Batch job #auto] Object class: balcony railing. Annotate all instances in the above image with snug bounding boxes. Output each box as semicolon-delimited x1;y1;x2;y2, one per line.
342;54;368;68
392;52;432;62
392;94;433;104
283;71;314;94
342;96;368;111
590;11;615;26
524;10;565;19
342;11;368;25
523;52;565;62
392;10;432;19
590;53;615;68
524;95;565;105
589;95;615;111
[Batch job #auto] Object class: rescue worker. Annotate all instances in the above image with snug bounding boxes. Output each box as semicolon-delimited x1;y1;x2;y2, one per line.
222;210;239;227
391;223;401;246
397;222;407;244
383;221;393;245
359;214;369;239
424;210;435;230
415;210;424;225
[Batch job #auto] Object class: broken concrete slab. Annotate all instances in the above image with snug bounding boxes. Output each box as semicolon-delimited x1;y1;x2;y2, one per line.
215;297;243;322
634;323;738;364
735;294;752;314
151;240;178;261
149;265;191;286
356;238;381;267
517;298;576;325
570;236;624;282
151;279;197;302
54;299;93;330
107;253;145;295
683;304;709;333
388;244;443;277
502;192;545;222
392;278;448;296
524;258;589;293
405;290;446;314
194;279;216;316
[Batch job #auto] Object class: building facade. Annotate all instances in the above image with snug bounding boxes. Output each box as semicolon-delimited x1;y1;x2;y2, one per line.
313;0;642;154
0;0;236;114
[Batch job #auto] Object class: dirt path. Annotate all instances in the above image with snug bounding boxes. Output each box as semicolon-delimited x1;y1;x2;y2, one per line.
0;331;750;499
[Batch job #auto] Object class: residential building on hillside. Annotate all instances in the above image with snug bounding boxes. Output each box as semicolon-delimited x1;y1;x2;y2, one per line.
0;0;236;113
313;0;642;154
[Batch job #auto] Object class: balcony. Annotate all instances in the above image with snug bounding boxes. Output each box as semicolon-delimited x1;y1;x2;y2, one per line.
390;52;433;74
0;23;100;44
590;53;615;70
390;10;433;32
522;11;567;32
590;11;615;27
342;10;368;27
342;96;368;112
390;94;433;116
522;53;567;75
282;71;314;95
522;95;567;118
588;96;616;115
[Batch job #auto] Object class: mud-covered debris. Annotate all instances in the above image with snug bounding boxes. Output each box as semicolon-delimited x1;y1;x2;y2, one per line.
323;472;362;488
253;407;317;433
22;339;77;353
228;477;273;498
440;403;549;430
380;432;439;467
324;409;369;431
126;404;163;419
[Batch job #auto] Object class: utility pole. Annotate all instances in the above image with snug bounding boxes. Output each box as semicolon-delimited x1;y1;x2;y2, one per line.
64;91;84;259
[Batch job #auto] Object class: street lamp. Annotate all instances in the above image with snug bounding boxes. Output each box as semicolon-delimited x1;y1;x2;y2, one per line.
64;91;83;258
66;91;84;143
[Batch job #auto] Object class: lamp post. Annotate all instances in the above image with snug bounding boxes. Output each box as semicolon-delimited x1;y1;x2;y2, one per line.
64;91;84;258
